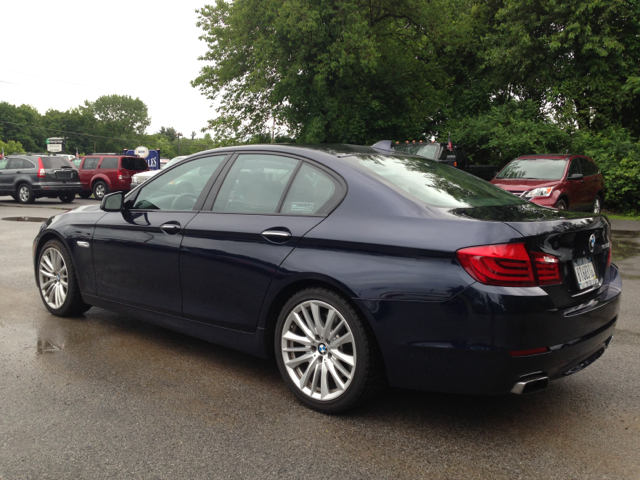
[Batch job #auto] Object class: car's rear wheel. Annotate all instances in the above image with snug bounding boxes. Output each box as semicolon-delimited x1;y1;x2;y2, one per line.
593;195;602;214
93;181;109;200
79;191;92;199
556;199;568;210
16;183;35;204
37;239;91;316
59;193;75;203
275;288;384;413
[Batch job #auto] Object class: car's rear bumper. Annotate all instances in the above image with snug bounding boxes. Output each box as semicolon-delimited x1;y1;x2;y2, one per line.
32;183;83;196
361;264;621;395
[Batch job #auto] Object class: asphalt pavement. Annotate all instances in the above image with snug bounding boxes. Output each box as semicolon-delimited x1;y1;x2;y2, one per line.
0;197;639;479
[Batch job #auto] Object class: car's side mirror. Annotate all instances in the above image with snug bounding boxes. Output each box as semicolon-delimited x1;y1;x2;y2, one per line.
568;173;584;181
101;191;126;212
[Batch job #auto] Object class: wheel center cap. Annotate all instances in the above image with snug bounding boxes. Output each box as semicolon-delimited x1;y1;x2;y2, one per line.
56;274;60;281
318;344;327;355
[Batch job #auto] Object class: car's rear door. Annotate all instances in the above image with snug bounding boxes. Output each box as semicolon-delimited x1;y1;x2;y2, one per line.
180;153;343;331
92;154;227;315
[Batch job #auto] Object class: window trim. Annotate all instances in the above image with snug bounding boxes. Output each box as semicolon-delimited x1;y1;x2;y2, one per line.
124;153;231;213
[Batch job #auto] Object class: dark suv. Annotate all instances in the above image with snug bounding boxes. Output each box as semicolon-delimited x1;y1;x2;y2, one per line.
0;155;82;204
491;154;605;213
78;155;149;200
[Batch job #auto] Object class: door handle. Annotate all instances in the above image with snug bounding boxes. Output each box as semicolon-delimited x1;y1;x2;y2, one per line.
261;228;292;243
16;171;22;174
160;223;181;235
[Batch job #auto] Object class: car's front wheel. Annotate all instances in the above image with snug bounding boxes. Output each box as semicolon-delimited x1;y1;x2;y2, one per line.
275;288;384;413
37;239;91;316
593;195;602;214
556;199;568;210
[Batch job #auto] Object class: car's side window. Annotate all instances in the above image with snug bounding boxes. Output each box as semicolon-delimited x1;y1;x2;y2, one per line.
82;157;99;170
7;158;24;169
23;159;36;169
99;157;119;169
132;155;225;211
0;158;7;170
281;164;337;215
579;158;598;176
567;159;581;177
213;154;299;214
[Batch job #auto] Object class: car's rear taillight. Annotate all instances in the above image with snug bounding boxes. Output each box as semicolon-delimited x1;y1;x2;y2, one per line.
118;170;123;180
607;242;612;268
37;157;45;178
456;243;561;287
530;251;561;285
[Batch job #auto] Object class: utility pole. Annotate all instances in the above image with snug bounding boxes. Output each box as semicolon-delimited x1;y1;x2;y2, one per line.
271;116;275;143
177;132;183;156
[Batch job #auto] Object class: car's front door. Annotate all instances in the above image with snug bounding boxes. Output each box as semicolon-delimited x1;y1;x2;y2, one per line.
180;154;342;331
92;155;227;315
565;158;588;210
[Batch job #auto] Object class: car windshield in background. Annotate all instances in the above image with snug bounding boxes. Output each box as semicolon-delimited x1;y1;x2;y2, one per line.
121;157;149;171
349;155;527;208
497;159;568;180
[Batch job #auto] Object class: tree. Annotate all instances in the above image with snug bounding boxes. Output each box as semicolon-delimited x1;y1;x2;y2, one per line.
0;138;25;155
192;0;470;143
158;126;178;141
481;0;640;135
0;102;46;152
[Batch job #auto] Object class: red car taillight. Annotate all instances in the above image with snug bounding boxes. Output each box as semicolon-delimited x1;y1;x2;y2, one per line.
37;157;46;178
456;243;561;287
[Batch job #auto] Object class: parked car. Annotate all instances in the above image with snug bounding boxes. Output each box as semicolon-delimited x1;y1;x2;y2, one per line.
393;140;498;180
0;154;82;203
491;154;605;213
130;155;188;189
77;155;149;200
33;144;619;413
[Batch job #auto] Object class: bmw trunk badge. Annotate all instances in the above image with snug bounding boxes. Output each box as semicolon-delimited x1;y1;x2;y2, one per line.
589;234;596;253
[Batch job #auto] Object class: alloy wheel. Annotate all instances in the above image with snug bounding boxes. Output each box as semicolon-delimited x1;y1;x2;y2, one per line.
593;197;601;214
280;300;357;401
19;185;30;202
38;247;68;309
94;184;105;199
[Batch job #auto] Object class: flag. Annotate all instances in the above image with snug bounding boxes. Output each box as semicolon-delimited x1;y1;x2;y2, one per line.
447;132;453;152
0;147;4;160
76;148;79;157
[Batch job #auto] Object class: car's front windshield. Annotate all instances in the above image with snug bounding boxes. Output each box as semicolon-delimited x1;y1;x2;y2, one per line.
496;159;567;180
348;155;527;208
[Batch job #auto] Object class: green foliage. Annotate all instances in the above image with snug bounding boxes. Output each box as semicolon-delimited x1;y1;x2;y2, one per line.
0;138;25;155
571;128;640;213
443;100;571;165
192;0;465;143
0;102;46;152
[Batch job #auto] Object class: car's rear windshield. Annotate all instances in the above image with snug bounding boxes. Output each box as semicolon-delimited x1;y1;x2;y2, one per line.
348;155;527;208
496;159;568;180
41;157;73;168
121;157;149;171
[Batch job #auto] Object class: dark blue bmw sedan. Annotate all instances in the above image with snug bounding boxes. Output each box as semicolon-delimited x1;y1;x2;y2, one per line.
33;144;621;413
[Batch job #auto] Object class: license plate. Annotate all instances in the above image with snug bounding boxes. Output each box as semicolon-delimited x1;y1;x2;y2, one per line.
572;256;598;290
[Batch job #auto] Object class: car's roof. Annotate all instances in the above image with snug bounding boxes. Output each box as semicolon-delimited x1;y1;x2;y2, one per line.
515;154;571;160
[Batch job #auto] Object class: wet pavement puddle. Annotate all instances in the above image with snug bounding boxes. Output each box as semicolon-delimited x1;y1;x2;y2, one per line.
611;231;640;261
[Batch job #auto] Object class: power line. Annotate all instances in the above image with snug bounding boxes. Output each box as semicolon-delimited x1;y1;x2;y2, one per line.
0;119;220;147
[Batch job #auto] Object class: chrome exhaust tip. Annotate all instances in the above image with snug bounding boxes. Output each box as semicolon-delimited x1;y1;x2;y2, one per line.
511;374;549;395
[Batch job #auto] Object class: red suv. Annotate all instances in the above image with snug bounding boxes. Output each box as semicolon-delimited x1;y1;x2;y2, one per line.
491;154;605;213
78;155;149;200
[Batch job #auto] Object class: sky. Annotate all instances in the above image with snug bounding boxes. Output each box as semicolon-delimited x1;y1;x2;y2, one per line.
1;0;217;138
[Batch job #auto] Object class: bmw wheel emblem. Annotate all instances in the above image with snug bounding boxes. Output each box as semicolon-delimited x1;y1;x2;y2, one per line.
589;234;596;253
318;344;327;355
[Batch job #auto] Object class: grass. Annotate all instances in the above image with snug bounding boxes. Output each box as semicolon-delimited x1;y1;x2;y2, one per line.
603;211;640;221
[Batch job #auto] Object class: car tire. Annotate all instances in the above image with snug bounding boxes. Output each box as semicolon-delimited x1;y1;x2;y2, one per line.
16;183;35;204
37;239;91;317
59;193;75;203
593;195;602;214
556;199;568;210
79;191;92;199
275;288;385;413
93;181;109;200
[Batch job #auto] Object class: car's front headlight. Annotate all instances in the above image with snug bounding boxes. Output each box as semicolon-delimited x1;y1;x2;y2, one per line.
525;187;554;198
